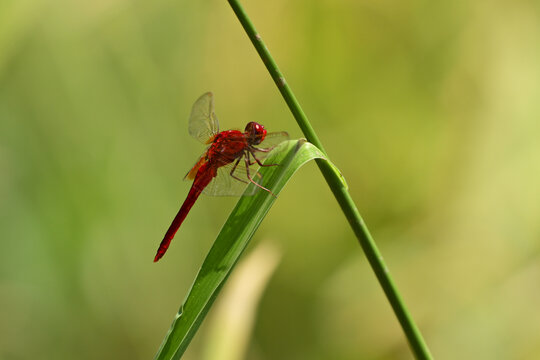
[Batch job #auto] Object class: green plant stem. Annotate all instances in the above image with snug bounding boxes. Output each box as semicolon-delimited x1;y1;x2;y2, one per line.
227;1;433;359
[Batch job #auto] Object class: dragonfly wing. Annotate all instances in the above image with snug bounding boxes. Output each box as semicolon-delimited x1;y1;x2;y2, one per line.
208;131;289;195
183;152;208;181
257;131;289;150
250;131;290;163
188;92;220;144
202;154;262;197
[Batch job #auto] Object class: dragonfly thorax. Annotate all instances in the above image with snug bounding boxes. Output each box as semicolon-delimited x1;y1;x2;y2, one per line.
207;130;246;165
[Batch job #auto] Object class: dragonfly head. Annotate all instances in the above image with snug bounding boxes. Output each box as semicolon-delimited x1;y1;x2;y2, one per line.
245;122;267;145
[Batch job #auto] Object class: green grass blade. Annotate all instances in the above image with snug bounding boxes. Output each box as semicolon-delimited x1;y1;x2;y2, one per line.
226;1;432;358
154;140;342;360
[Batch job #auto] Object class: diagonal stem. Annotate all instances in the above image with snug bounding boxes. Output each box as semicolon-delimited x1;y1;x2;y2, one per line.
226;1;433;359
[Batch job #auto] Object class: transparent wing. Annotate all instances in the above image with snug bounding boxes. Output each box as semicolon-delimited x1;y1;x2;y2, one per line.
188;92;220;144
202;162;253;197
183;152;208;181
202;151;265;196
257;131;289;150
182;151;258;196
204;131;289;196
250;131;290;163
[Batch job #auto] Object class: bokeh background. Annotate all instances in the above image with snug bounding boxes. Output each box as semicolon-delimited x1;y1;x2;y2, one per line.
1;0;540;359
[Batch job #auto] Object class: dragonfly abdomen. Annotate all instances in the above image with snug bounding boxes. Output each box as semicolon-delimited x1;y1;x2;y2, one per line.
153;164;216;262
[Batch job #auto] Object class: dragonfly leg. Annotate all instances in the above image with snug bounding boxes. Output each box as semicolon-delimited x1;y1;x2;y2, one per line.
244;155;276;197
246;152;257;166
250;149;279;167
251;146;272;152
230;157;249;184
245;152;262;180
245;151;262;182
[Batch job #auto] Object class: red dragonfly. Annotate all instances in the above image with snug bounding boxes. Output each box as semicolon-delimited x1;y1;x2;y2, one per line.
154;92;289;262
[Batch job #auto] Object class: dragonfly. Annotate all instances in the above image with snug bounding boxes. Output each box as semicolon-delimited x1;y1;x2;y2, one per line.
154;92;289;262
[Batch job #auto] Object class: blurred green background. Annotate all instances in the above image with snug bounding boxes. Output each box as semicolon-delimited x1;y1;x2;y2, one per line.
1;0;540;359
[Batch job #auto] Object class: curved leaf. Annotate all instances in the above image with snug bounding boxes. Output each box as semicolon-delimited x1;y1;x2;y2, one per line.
154;140;345;360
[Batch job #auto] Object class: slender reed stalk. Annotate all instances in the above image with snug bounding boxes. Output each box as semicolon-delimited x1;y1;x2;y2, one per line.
226;1;433;358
